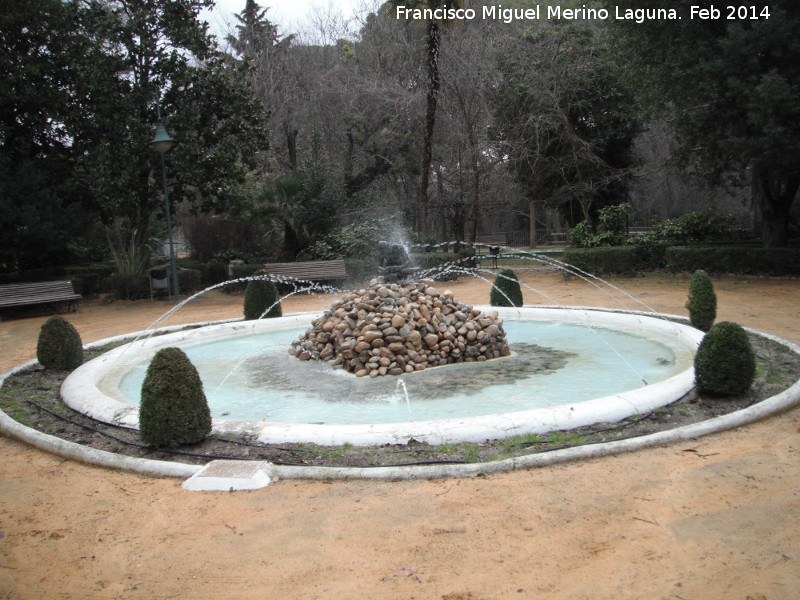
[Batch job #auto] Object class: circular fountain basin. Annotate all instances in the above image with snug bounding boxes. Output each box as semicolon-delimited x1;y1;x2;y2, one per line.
61;306;703;446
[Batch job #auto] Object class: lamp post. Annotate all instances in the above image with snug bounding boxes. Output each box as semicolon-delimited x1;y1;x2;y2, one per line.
150;107;179;301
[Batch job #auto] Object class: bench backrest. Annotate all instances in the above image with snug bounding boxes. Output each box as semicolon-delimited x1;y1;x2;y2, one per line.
0;280;81;308
264;259;348;281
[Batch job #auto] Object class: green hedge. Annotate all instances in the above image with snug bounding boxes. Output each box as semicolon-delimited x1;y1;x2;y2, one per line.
411;251;465;280
222;263;266;293
178;259;227;288
665;246;800;276
104;268;202;300
105;273;150;300
177;268;201;294
563;244;800;276
0;266;66;284
628;242;670;271
65;264;115;296
562;246;640;275
230;263;264;280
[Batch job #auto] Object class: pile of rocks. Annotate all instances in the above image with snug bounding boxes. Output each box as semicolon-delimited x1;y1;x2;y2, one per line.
288;278;510;377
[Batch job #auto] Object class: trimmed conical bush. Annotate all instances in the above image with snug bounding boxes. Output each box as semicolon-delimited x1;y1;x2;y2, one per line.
490;269;523;307
243;278;282;320
694;321;756;396
686;269;717;332
36;316;83;370
139;347;211;447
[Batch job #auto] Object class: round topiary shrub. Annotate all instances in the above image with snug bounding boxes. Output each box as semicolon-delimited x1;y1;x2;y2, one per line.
490;269;523;307
243;277;282;320
36;315;83;370
694;321;756;396
139;347;212;448
686;269;716;332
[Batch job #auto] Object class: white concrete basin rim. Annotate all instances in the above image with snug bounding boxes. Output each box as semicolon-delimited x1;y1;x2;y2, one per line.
60;307;703;446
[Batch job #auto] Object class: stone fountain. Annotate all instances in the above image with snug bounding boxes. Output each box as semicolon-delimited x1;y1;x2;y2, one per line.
288;278;510;377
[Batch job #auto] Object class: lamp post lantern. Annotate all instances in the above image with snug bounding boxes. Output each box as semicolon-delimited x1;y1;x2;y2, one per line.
150;108;179;301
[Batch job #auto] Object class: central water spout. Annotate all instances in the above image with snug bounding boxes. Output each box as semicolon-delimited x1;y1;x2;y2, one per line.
395;378;412;417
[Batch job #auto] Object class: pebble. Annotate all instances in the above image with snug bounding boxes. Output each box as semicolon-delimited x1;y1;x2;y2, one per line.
289;277;509;377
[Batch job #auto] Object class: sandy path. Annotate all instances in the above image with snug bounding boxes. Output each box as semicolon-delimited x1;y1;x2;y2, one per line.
1;272;799;599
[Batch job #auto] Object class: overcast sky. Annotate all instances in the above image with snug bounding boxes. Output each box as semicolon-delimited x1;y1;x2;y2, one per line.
201;0;363;40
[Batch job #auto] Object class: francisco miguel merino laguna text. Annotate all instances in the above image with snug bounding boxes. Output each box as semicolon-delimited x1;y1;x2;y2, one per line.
395;4;683;24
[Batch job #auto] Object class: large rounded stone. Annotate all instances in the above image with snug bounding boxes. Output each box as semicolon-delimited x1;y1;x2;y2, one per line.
363;330;383;344
423;333;439;347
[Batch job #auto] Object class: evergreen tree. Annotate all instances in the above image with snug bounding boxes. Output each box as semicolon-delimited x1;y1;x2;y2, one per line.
686;270;717;332
243;278;282;320
139;347;211;447
490;269;523;307
36;316;84;371
610;0;800;247
694;321;756;396
0;0;268;272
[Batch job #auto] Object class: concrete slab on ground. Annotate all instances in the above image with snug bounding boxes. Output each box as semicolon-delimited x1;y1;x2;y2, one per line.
182;460;272;492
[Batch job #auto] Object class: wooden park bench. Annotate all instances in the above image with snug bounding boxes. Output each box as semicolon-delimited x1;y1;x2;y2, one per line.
0;280;82;319
264;259;349;286
474;234;508;268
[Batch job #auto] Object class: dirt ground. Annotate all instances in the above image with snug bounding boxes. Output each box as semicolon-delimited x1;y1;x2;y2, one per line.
1;271;799;599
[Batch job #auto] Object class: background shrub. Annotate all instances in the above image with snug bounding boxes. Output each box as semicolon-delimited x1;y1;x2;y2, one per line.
490;269;523;307
65;264;115;296
569;204;629;248
243;278;282;320
563;246;639;275
104;273;150;300
230;263;265;280
457;246;477;268
177;268;201;295
412;251;463;281
36;315;83;370
139;347;211;447
694;321;756;396
302;217;404;264
666;246;800;276
191;261;228;288
412;251;459;270
222;263;265;293
627;240;670;270
686;270;717;331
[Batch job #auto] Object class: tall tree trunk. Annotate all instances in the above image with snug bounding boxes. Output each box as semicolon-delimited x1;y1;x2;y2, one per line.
285;126;298;171
468;131;481;245
418;17;441;237
282;221;299;259
754;169;799;248
283;124;299;257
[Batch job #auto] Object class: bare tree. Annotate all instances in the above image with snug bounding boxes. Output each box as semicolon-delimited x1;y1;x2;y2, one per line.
437;19;502;243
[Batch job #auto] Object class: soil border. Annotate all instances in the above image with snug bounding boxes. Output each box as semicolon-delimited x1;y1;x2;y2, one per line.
2;312;800;481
